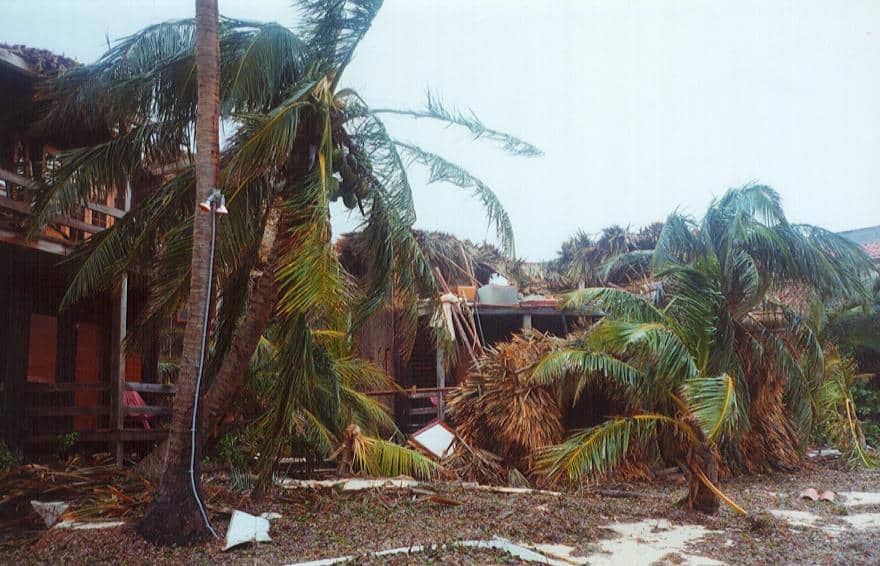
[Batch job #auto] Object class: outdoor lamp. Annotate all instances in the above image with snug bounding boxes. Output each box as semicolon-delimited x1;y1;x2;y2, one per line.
198;189;228;215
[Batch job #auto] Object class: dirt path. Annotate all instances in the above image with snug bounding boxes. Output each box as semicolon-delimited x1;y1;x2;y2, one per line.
2;457;878;565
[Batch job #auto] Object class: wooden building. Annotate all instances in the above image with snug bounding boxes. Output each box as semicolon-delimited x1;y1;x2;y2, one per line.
0;44;171;460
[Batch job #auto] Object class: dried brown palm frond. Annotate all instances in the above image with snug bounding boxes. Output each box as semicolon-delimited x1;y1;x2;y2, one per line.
443;440;507;485
447;331;564;473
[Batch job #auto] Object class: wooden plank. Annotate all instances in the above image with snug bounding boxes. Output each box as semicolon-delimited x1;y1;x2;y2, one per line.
0;166;33;187
124;404;172;416
110;178;132;465
523;313;533;336
24;406;111;417
23;429;169;443
408;407;439;417
22;382;110;393
436;341;445;419
57;215;103;235
125;381;176;394
0;167;125;219
0;195;103;235
0;194;29;214
0;228;71;255
86;202;125;219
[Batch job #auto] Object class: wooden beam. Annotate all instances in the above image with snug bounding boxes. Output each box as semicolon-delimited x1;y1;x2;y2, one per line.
23;429;169;443
110;179;131;465
86;202;125;219
22;382;110;393
435;342;445;420
124;404;172;416
523;313;533;336
0;228;68;255
0;195;103;234
24;406;111;417
408;407;440;417
126;381;176;394
0;167;33;188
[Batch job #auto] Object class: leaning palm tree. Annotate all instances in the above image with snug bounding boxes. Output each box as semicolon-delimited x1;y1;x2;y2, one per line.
646;185;874;471
531;184;874;511
532;288;745;514
240;321;436;495
29;0;538;545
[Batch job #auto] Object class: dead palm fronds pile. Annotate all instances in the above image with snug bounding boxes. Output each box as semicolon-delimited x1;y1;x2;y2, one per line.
446;332;564;475
0;459;154;547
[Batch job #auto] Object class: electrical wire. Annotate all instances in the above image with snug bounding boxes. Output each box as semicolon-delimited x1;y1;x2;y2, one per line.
189;196;219;539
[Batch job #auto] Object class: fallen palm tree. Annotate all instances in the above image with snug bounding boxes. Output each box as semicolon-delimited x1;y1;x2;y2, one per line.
446;332;565;476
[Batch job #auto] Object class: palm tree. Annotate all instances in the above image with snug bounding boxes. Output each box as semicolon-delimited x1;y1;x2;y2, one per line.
531;184;874;511
548;223;663;289
29;0;537;545
233;321;436;494
532;289;744;514
135;0;222;544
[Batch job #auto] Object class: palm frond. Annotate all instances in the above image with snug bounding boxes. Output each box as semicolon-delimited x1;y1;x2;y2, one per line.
563;287;663;322
371;90;542;157
680;374;740;442
349;429;437;479
537;414;673;483
395;141;515;256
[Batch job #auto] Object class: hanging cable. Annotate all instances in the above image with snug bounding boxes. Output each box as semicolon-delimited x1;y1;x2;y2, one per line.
189;190;225;539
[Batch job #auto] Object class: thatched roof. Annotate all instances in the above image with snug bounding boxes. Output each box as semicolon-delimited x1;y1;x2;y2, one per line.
0;43;78;76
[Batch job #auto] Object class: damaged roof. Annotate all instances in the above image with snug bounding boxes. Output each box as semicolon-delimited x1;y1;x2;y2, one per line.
0;42;78;76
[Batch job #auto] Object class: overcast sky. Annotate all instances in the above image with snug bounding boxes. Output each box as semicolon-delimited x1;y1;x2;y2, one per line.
4;0;879;260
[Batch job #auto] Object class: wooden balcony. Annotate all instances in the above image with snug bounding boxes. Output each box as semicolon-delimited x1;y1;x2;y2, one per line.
0;166;126;255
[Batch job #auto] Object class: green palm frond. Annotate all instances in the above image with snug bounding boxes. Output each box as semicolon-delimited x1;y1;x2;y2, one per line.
563;287;663;322
28;120;191;234
339;387;396;434
816;351;877;467
537;414;674;483
351;432;437;480
371;91;542;157
531;349;641;404
680;374;740;442
588;320;698;385
395;141;516;257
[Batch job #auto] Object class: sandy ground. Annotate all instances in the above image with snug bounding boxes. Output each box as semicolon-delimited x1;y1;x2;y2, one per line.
2;456;879;565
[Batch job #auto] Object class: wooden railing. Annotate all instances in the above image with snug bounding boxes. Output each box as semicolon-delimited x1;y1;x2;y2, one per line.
18;381;174;449
0;167;125;250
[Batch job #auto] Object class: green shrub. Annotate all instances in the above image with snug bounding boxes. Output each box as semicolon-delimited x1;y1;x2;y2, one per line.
0;440;22;471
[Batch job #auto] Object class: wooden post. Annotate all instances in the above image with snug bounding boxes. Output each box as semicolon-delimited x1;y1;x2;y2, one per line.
436;342;445;420
109;179;131;466
523;313;533;336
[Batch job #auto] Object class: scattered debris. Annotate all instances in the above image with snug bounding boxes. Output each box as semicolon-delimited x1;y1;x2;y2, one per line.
838;491;880;507
29;501;69;527
409;420;456;459
768;510;845;536
286;535;573;566
53;520;126;531
799;488;835;502
223;510;271;551
806;448;843;458
524;543;587;564
839;513;880;531
280;478;420;491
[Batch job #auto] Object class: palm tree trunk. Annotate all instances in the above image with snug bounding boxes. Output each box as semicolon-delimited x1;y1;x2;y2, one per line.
136;0;221;545
136;205;283;480
686;442;720;514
